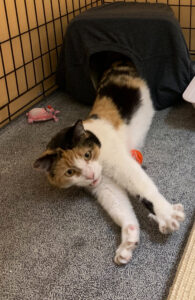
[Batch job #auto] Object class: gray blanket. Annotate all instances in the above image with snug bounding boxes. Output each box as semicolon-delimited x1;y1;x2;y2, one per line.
56;2;195;110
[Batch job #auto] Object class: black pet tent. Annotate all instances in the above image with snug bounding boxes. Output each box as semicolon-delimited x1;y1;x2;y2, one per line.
56;2;195;110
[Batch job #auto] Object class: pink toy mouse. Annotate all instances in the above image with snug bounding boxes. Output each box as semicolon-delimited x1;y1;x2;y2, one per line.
26;105;60;123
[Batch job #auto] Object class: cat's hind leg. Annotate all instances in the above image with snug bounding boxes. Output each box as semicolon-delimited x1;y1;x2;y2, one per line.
126;84;155;150
92;176;139;265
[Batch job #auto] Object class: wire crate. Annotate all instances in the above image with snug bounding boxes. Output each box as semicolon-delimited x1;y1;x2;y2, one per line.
0;0;194;128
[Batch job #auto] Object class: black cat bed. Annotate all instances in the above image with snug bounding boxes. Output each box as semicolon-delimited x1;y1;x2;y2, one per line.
56;2;195;110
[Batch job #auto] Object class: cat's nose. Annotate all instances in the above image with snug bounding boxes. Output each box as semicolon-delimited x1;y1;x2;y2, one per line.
85;171;94;180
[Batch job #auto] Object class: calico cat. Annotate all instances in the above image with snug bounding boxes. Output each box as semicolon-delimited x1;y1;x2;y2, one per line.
34;61;185;265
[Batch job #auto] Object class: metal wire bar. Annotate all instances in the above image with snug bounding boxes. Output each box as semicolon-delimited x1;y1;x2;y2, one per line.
0;44;11;121
13;0;29;90
33;0;46;82
41;0;53;77
189;0;192;52
3;0;20;98
50;0;59;61
57;0;64;42
23;0;38;84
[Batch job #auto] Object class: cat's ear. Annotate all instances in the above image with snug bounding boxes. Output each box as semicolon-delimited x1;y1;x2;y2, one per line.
72;120;86;145
34;149;62;172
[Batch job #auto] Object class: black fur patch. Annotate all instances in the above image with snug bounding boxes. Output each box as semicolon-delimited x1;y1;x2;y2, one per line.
99;69;130;88
47;126;76;150
85;130;101;148
142;198;155;215
98;83;141;121
47;126;101;151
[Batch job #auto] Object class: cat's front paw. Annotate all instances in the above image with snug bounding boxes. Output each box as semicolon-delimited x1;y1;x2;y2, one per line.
114;244;133;265
149;203;185;234
114;224;139;265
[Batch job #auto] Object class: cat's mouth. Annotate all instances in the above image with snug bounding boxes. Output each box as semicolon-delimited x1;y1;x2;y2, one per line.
90;176;101;187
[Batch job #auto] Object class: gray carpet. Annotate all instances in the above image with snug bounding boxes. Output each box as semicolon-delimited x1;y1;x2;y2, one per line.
0;90;194;300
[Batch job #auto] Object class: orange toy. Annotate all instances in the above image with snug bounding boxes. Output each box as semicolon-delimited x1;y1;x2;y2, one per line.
131;149;143;165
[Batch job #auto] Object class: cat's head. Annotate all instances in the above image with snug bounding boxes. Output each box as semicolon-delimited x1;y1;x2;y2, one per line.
34;120;102;189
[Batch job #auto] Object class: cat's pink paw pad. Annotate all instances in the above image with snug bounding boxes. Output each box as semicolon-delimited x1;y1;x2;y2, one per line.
128;225;136;231
173;203;184;212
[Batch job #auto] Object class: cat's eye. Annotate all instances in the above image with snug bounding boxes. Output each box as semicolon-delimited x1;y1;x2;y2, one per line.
84;151;91;160
65;169;75;177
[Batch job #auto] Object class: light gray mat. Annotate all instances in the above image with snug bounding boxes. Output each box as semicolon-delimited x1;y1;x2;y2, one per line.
0;90;194;300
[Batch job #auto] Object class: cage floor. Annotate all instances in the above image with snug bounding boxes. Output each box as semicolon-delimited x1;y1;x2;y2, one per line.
0;90;194;300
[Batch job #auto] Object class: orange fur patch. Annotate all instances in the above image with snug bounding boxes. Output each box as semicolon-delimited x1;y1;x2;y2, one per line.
88;96;123;129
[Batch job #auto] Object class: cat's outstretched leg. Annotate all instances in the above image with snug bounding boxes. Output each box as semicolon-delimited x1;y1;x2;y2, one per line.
92;176;139;265
114;223;139;265
101;150;185;235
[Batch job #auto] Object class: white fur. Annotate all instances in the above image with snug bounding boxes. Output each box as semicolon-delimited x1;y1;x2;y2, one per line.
92;176;139;264
84;86;185;264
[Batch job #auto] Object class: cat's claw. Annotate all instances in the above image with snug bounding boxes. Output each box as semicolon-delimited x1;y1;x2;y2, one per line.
149;203;185;234
114;224;139;265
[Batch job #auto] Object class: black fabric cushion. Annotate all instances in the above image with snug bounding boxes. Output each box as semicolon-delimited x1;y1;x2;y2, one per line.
56;2;195;110
192;61;195;73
